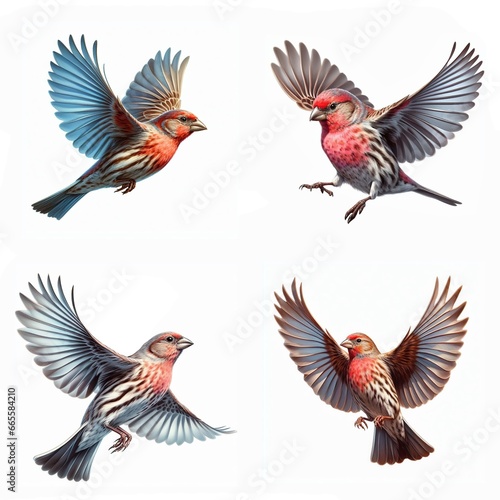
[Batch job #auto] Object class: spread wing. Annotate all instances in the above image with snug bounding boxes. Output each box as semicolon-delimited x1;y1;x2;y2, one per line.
122;49;189;121
371;43;483;163
49;35;144;159
17;275;137;399
271;41;372;110
127;390;234;445
383;278;468;408
275;279;359;413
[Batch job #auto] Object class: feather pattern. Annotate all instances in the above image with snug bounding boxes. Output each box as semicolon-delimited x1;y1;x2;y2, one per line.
274;279;359;413
271;41;372;110
16;275;137;399
383;278;468;409
371;43;483;163
49;35;143;159
122;49;189;121
127;390;234;445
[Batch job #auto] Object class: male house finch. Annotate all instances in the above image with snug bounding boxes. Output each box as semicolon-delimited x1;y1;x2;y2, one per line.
33;36;206;219
272;42;482;222
17;276;233;481
274;278;467;464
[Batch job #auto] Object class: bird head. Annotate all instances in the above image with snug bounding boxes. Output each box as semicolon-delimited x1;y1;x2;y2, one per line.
154;110;206;141
341;333;379;359
310;89;366;129
137;332;194;362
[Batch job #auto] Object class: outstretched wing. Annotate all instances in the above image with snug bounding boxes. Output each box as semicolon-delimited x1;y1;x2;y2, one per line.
275;280;359;413
371;43;483;163
49;35;144;159
383;278;468;409
122;49;189;121
127;390;234;445
271;41;372;111
17;275;137;399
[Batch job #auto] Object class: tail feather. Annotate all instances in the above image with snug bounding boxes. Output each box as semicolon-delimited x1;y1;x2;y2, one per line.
371;419;434;465
34;425;102;481
32;186;86;220
414;184;461;206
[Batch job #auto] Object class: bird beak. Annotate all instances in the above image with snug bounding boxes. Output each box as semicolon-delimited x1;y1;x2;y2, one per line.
177;337;194;350
340;338;353;349
190;119;207;132
310;107;327;121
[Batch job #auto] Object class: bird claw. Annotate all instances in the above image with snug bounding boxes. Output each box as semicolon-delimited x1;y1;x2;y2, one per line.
299;182;334;197
345;197;370;223
354;417;368;430
109;434;131;453
373;415;392;428
114;179;136;194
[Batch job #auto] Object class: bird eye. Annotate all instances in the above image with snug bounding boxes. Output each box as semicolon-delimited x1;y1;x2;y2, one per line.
329;103;338;111
166;336;174;343
356;338;362;343
179;116;187;123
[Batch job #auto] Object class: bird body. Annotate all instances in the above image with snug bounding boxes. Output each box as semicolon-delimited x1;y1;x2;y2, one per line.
316;93;453;205
33;36;206;219
65;345;176;454
64;116;187;195
274;278;467;464
320;120;398;196
17;276;233;481
344;336;411;454
272;42;483;222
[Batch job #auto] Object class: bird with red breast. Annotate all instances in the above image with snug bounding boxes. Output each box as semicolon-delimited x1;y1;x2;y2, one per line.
274;278;467;464
272;41;483;222
17;276;233;481
33;36;206;219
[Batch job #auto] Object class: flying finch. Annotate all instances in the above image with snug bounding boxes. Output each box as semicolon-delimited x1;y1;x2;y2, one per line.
33;36;206;219
272;41;483;222
17;276;233;481
274;278;467;464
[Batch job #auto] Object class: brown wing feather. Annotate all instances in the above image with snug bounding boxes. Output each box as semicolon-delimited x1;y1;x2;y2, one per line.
383;278;468;408
275;279;359;413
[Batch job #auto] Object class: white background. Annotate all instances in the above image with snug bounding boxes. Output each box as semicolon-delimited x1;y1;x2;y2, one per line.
1;0;498;498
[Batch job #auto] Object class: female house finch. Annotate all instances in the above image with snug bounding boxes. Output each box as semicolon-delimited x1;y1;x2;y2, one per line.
17;276;233;481
274;278;467;464
33;36;206;219
272;42;483;222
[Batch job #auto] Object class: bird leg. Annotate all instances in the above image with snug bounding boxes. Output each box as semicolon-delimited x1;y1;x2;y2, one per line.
373;415;394;428
299;182;335;197
114;178;136;194
345;196;371;223
354;416;372;430
107;425;132;453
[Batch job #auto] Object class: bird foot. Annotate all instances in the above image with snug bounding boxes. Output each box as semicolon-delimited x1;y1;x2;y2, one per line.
114;179;136;194
373;415;393;428
299;182;335;197
107;426;132;453
109;434;131;453
354;416;370;430
345;196;370;223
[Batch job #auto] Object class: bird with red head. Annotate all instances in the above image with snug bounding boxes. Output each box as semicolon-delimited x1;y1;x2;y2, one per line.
17;276;233;481
33;36;206;219
272;41;482;222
